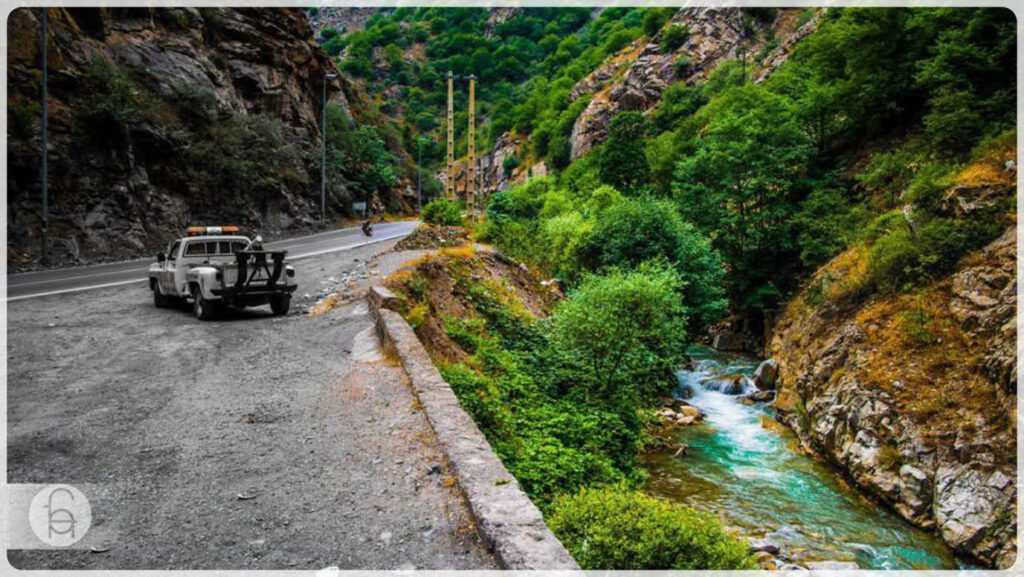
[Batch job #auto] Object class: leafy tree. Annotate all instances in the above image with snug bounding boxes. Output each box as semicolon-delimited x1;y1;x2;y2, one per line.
324;103;396;211
792;188;863;268
598;112;650;194
643;8;674;37
548;262;689;404
577;198;726;329
673;84;812;312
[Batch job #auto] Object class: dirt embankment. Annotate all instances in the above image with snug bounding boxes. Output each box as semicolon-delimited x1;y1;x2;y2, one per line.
382;243;560;365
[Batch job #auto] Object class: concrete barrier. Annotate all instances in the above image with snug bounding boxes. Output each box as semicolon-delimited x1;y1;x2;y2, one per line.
367;285;579;571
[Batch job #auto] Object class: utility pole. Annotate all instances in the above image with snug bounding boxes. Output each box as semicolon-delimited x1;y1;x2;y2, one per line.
417;138;422;213
446;70;454;200
466;75;476;218
40;8;48;264
320;73;336;229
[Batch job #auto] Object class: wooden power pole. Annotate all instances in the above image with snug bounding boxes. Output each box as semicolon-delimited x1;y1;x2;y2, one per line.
446;70;454;200
466;75;476;217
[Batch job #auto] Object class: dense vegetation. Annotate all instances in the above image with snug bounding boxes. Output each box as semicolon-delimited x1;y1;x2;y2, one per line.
363;7;1014;570
483;7;1015;321
318;7;664;181
391;248;754;568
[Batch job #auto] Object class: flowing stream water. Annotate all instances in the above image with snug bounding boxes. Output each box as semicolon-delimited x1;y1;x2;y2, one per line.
641;346;967;570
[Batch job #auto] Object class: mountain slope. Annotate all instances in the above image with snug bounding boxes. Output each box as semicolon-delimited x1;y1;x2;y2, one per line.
7;7;339;268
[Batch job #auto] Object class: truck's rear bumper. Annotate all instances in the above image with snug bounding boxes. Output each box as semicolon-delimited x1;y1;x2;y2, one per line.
212;283;297;307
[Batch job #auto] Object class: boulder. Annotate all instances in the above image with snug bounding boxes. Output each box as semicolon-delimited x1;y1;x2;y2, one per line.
712;332;753;352
678;405;701;419
748;538;781;554
748;390;775;403
754;359;779;390
707;376;746;395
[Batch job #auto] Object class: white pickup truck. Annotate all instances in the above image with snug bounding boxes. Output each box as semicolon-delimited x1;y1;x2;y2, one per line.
148;226;297;320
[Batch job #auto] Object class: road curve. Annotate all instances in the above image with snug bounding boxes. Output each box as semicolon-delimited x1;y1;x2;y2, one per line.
6;221;419;301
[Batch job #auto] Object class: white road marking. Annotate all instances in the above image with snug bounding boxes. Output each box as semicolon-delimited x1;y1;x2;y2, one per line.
6;278;148;302
6;229;414;302
9;266;151;288
289;231;412;260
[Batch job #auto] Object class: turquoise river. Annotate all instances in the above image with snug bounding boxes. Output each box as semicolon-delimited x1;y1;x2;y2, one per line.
642;346;971;570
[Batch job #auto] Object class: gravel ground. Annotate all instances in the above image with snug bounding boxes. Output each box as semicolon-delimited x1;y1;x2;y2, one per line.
7;239;496;570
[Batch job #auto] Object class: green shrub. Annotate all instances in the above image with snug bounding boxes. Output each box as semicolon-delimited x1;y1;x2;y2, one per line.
8;102;39;141
642;8;674;38
793;188;863;268
864;216;983;293
421;198;463;226
548;262;688;404
901;298;939;346
78;56;146;145
661;24;690;52
488;177;553;221
673;55;692;77
905;161;956;215
795;7;816;28
864;225;920;292
502;154;520;178
548;487;758;570
598;112;650;194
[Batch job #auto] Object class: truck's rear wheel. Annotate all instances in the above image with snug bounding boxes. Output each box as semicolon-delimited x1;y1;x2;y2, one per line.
270;294;291;316
193;291;215;321
153;282;172;308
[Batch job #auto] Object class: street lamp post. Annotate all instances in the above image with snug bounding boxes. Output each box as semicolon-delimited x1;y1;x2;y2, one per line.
41;8;49;264
320;73;337;230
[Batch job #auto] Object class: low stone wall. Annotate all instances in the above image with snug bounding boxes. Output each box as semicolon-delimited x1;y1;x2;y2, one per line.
367;285;580;571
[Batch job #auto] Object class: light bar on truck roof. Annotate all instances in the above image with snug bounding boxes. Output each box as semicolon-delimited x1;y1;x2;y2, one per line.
186;226;243;236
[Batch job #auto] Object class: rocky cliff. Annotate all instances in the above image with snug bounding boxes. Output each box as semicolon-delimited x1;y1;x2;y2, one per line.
7;8;341;270
462;8;822;194
567;7;821;162
769;166;1017;566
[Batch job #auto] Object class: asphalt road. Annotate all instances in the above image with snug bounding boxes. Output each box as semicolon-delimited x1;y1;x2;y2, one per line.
7;234;497;570
6;221;419;301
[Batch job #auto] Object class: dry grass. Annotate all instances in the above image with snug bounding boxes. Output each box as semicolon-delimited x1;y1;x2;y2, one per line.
847;279;1010;451
957;130;1017;188
308;293;341;317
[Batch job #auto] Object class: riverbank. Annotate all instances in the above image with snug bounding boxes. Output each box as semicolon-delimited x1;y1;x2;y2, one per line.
644;346;966;570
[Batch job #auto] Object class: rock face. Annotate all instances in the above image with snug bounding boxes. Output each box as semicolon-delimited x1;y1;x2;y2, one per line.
308;6;375;35
7;8;340;269
438;131;529;202
770;227;1017;568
